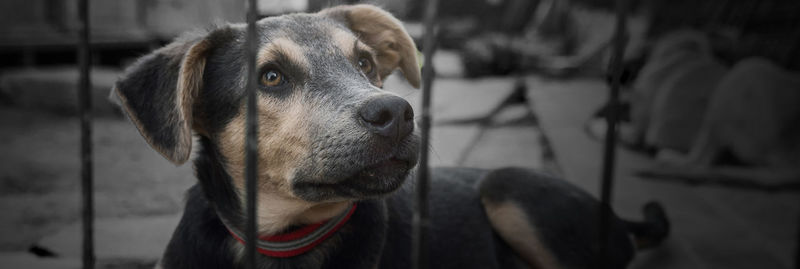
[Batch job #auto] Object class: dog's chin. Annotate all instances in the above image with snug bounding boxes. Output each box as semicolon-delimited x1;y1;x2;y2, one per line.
343;157;413;193
292;157;415;202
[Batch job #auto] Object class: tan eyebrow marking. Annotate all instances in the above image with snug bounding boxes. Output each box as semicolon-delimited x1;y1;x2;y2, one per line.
331;28;376;58
257;37;309;70
355;38;377;57
331;28;358;58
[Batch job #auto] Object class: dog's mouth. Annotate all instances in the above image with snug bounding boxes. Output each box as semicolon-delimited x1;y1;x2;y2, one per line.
346;156;413;183
292;138;419;201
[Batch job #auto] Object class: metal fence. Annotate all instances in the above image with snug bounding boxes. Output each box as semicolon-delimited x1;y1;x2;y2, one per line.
77;0;94;268
72;1;800;269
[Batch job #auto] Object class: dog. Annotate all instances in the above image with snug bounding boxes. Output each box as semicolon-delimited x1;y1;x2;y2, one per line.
628;30;727;153
642;57;800;189
640;31;729;154
112;5;668;268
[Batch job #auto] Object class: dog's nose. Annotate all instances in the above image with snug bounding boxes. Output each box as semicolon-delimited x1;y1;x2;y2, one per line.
358;95;414;140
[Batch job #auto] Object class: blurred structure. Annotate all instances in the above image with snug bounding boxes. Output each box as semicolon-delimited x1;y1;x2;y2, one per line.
0;0;245;67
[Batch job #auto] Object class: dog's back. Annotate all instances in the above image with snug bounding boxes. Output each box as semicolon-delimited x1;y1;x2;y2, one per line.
385;167;662;269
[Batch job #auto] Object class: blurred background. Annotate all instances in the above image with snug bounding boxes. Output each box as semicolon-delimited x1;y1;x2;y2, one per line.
1;0;799;268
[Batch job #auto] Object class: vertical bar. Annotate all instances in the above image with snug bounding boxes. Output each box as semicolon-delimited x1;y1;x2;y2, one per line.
244;0;259;268
598;0;627;268
412;0;438;269
795;206;799;269
77;0;94;268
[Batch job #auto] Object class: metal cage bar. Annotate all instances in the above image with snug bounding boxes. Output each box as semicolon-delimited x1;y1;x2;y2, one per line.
77;0;95;268
796;209;800;269
244;0;260;268
412;1;439;269
597;0;628;268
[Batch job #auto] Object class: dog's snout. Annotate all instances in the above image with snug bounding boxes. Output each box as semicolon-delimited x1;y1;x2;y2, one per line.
358;95;414;140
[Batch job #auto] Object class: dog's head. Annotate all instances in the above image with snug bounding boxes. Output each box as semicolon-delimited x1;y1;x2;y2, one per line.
113;5;421;205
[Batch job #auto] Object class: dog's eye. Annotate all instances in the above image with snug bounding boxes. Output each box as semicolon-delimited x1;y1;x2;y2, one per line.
357;57;373;74
260;70;283;87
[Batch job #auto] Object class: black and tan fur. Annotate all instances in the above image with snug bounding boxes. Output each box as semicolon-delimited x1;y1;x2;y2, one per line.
113;5;668;269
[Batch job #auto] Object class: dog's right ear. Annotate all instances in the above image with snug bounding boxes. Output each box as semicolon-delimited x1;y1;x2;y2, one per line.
321;4;421;88
112;28;230;165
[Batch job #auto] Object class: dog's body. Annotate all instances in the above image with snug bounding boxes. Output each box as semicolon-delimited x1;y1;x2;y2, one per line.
165;162;638;269
693;58;800;169
113;5;667;268
631;30;727;152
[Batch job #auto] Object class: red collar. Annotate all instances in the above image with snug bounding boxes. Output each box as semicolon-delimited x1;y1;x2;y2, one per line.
225;203;357;258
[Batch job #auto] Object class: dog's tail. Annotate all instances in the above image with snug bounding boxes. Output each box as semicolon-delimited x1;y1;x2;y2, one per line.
623;201;670;250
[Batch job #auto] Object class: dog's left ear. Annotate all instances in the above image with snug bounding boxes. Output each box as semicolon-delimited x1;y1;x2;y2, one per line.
322;4;421;88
